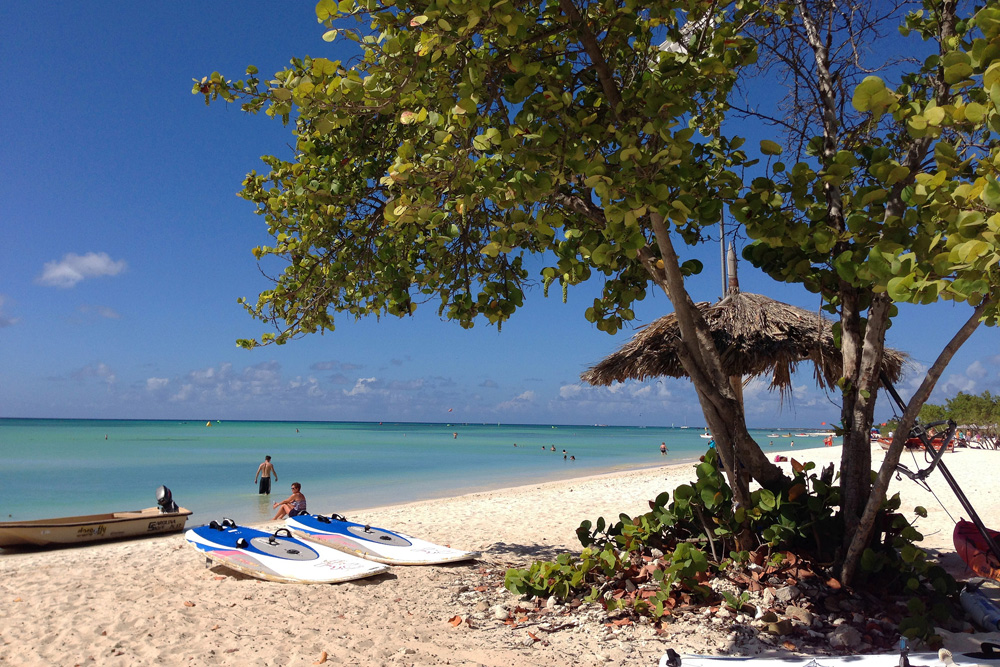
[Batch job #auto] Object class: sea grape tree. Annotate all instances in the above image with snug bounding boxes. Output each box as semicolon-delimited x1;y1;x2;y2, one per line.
732;0;1000;580
197;0;786;503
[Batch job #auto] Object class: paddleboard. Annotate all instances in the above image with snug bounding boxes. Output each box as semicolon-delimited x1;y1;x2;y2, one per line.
185;519;390;584
286;513;480;565
658;647;1000;667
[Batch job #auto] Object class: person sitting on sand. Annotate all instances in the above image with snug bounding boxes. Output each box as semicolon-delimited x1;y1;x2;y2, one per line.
273;483;307;519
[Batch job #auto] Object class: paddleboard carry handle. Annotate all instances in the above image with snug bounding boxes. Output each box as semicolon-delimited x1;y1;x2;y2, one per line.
964;642;1000;659
208;518;236;531
657;649;681;667
268;527;293;545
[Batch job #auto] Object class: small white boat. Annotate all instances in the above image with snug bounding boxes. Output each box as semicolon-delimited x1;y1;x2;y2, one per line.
700;433;713;439
0;487;191;548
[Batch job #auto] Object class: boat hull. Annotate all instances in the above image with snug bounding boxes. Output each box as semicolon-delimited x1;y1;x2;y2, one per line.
954;519;1000;581
0;507;192;547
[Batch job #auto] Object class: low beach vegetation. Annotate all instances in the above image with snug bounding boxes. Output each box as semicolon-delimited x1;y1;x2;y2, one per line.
505;449;959;644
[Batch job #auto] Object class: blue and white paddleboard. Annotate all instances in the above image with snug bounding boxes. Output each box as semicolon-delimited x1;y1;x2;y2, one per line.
186;520;390;584
286;513;480;565
659;648;1000;667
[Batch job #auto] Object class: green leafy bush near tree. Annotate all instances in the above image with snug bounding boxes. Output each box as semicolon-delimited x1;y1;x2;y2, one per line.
505;451;958;640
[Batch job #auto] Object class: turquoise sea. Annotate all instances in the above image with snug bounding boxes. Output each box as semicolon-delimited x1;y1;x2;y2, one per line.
0;419;834;528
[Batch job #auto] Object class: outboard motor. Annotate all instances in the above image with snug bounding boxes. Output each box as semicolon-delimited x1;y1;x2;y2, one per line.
156;485;179;514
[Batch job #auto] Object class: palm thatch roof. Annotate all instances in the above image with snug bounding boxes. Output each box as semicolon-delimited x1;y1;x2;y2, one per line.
581;291;906;396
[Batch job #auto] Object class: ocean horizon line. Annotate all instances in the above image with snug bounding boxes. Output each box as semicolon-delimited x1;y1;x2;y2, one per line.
0;416;835;431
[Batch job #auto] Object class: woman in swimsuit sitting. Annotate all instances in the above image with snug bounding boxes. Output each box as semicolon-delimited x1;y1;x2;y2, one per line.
273;482;307;519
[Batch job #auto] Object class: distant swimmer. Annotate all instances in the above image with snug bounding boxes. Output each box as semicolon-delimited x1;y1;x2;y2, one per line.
513;443;517;447
453;432;458;439
660;442;667;455
550;446;556;451
824;435;833;447
254;455;277;495
570;455;575;460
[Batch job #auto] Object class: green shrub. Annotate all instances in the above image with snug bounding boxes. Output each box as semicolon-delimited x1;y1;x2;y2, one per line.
505;449;957;637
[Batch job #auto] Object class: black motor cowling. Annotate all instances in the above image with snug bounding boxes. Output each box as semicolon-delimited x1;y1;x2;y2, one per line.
156;485;179;514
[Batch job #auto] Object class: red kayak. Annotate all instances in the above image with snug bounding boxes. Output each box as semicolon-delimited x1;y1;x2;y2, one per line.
954;519;1000;581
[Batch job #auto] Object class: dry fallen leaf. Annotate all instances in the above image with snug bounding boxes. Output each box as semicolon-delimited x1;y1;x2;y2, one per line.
528;631;540;642
13;597;22;603
184;601;195;607
313;650;328;664
214;576;226;581
782;641;797;651
210;624;220;631
448;615;462;627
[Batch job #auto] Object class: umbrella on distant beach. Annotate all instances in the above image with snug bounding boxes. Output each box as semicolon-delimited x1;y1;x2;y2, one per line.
581;252;905;396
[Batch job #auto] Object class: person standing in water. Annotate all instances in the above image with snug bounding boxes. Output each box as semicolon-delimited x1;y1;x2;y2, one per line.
254;455;277;495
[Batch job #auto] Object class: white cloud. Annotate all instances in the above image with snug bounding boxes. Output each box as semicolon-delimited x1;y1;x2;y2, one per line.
966;360;987;379
497;390;535;410
78;304;121;320
146;377;169;391
37;252;127;288
0;294;18;327
71;362;117;387
344;377;381;396
559;384;582;399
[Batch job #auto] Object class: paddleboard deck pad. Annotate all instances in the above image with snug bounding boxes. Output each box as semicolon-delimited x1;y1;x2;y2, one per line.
186;520;389;583
286;513;479;565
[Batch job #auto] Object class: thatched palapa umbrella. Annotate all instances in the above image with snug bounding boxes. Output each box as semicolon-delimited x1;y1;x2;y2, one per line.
582;251;905;395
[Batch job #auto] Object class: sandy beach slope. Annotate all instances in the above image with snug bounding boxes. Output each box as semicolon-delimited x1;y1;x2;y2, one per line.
1;444;997;666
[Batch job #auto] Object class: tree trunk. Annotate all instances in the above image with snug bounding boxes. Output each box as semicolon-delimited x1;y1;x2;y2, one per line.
643;214;787;500
840;304;986;584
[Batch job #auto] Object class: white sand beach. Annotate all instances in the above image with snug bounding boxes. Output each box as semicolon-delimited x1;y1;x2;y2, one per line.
1;444;997;666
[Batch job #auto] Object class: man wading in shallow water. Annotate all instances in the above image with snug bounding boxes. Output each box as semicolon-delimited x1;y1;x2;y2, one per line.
254;455;277;494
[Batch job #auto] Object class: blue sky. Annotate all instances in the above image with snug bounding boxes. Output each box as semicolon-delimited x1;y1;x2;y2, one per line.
2;3;998;427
